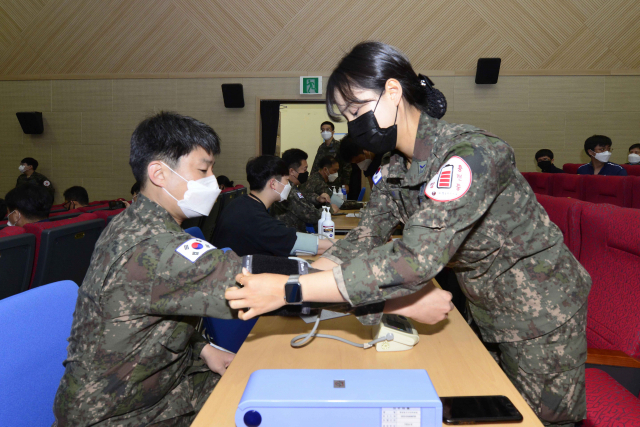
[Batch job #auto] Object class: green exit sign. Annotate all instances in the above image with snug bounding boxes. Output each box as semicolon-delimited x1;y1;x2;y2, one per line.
300;76;322;95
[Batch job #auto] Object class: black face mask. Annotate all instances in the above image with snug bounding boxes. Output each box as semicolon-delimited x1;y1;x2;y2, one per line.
537;160;552;171
347;92;398;154
296;171;309;184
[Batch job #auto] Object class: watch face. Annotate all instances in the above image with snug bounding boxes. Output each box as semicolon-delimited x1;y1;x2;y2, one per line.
285;283;302;304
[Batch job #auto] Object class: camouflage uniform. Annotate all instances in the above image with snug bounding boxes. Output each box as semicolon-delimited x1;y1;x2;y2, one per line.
53;194;242;426
270;183;322;232
302;172;363;210
310;138;352;187
16;170;55;198
321;114;591;426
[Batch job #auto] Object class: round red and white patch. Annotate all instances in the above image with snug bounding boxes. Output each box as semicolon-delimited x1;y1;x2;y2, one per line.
425;156;472;202
43;180;50;187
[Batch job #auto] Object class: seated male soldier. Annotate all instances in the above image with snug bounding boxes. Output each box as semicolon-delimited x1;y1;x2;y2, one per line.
304;155;363;210
63;186;90;210
271;148;331;232
4;183;53;226
212;155;334;257
53;112;241;426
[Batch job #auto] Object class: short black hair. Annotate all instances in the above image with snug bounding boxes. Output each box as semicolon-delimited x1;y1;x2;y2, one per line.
63;186;89;206
282;148;308;171
217;175;234;188
584;135;612;156
131;182;141;196
0;199;7;220
5;184;53;221
320;121;334;131
129;112;221;190
534;149;554;161
339;134;363;163
20;157;38;170
246;155;289;191
628;143;640;152
318;155;338;170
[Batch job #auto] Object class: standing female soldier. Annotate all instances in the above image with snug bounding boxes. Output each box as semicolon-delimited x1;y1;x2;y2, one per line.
227;42;590;426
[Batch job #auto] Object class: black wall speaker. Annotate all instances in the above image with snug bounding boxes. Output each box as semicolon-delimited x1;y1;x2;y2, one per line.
475;58;502;84
221;84;245;108
16;112;44;134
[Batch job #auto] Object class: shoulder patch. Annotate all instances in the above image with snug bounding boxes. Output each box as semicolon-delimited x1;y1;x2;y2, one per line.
372;168;382;185
297;192;304;199
175;238;216;263
425;156;472;202
43;180;50;187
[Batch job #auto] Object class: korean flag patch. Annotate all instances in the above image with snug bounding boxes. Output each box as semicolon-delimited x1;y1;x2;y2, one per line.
297;192;304;199
175;238;216;263
372;168;382;185
425;156;472;202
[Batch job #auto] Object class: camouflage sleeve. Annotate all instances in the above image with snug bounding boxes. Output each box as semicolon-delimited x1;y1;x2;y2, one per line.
340;161;352;188
337;139;501;308
321;166;401;265
289;191;322;223
144;234;243;319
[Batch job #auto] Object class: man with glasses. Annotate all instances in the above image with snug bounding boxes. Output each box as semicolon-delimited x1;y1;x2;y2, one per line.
577;135;627;176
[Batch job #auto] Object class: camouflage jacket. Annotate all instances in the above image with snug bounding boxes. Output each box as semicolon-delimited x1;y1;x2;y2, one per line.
310;138;352;187
53;194;241;426
16;170;54;197
322;114;591;343
302;171;334;205
271;183;322;232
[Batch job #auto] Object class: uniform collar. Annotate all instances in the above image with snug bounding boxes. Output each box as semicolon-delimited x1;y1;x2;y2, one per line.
131;193;182;233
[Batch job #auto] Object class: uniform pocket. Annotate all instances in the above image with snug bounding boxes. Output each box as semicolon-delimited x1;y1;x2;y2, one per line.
517;332;587;375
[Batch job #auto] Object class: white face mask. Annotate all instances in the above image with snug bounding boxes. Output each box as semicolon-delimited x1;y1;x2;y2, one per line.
593;151;612;163
628;153;640;164
273;179;291;202
161;162;221;218
321;130;332;141
18;165;26;173
357;158;373;171
7;210;19;227
327;172;339;182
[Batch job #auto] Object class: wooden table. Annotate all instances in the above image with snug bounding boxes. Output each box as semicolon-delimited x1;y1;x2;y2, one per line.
191;299;542;426
332;209;361;231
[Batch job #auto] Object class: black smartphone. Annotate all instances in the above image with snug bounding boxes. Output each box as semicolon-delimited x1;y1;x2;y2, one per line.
441;395;523;424
109;201;125;210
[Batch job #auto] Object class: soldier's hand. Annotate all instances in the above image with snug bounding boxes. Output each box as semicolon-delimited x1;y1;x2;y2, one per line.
200;344;235;375
318;193;331;204
383;281;454;325
226;268;287;320
331;204;340;213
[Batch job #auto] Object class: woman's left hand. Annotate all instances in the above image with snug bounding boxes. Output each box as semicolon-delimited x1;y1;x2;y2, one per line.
226;268;288;320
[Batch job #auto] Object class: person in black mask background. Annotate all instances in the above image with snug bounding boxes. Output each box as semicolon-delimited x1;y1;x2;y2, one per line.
534;149;564;173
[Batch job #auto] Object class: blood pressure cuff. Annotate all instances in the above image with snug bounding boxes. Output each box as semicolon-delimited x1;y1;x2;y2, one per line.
330;193;345;207
290;232;319;256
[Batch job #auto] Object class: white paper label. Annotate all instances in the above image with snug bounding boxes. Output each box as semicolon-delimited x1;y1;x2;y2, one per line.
381;407;421;427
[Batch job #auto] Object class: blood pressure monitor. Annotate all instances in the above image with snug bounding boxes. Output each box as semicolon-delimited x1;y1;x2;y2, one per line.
372;314;420;352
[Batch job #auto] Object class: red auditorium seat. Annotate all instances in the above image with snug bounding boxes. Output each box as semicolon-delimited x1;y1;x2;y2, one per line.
550;174;586;200
584;368;640;427
579;203;640;358
582;175;633;207
92;208;125;225
563;163;582;174
78;204;108;212
520;172;553;195
50;208;82;218
535;194;585;257
621;165;640;176
23;213;104;289
632;177;640;209
0;227;36;299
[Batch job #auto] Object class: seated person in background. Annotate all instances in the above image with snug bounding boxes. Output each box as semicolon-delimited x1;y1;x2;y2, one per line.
304;155;363;210
16;157;55;198
63;186;90;210
270;148;325;232
217;175;234;191
340;134;384;187
53;112;238;426
534;149;564;173
123;181;141;208
4;183;53;226
212;155;333;257
0;198;7;220
627;143;640;165
577;135;627;176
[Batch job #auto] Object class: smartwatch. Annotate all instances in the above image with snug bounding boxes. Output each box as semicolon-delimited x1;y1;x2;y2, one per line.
284;274;303;305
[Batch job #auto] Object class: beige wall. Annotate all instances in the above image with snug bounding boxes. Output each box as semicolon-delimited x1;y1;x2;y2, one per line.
2;75;640;203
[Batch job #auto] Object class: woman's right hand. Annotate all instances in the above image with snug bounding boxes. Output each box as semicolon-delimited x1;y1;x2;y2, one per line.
226;268;288;320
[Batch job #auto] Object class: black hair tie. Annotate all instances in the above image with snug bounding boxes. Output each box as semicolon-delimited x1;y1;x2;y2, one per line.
417;73;447;119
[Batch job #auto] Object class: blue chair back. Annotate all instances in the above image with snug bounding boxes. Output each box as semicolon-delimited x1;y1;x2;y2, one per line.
184;226;206;240
357;187;366;201
0;280;78;427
